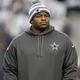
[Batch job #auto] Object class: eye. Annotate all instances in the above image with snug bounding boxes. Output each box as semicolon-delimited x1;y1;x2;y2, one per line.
35;15;41;18
44;14;49;17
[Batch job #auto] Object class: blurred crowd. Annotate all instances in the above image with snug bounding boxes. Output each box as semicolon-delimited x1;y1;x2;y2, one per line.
0;0;80;79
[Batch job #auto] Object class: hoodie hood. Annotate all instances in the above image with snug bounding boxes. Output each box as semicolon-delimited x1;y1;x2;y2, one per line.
26;25;54;36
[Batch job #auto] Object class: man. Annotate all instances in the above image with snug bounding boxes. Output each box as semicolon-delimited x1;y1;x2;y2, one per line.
3;3;77;80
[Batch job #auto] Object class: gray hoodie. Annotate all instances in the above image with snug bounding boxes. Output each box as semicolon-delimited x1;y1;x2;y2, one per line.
3;26;77;80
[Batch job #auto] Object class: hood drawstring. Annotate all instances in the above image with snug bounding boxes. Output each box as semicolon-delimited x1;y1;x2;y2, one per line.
37;36;44;57
41;36;44;57
37;36;40;57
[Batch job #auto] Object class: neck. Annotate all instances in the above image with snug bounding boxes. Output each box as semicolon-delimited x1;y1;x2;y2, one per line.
31;25;49;35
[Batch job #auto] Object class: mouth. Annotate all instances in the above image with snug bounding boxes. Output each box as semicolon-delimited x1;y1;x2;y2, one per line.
40;22;47;25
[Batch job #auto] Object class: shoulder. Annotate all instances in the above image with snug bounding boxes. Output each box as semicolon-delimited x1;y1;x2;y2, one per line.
53;29;70;40
53;29;73;45
13;31;29;42
7;32;27;48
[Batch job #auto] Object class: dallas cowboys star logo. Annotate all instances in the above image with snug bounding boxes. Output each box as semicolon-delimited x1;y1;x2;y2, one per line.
50;42;59;50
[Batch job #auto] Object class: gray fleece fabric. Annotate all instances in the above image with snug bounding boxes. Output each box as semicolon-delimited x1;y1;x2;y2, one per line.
3;26;77;80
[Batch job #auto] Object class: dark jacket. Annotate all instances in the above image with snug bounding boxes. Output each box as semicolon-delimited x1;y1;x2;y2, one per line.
3;26;77;80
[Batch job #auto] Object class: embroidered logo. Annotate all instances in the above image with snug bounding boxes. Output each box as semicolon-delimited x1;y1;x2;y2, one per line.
36;9;39;12
50;42;59;50
72;45;75;48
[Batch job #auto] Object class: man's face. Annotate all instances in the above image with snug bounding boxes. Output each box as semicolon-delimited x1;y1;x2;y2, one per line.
31;11;50;30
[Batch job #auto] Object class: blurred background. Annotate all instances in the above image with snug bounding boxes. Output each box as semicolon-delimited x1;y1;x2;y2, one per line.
0;0;80;79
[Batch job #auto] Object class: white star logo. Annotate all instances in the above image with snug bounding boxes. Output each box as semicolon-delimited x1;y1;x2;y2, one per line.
50;42;59;50
72;44;75;48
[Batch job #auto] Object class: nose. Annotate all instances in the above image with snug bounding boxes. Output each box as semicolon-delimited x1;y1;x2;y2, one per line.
41;16;46;20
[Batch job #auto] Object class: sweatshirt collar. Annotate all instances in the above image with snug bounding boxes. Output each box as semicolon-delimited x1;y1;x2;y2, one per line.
26;25;54;36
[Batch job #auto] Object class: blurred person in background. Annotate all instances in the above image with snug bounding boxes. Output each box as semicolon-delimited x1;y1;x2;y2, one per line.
66;9;80;67
2;2;78;80
62;9;72;37
0;22;13;80
66;0;80;9
76;68;80;80
0;22;12;47
4;0;30;37
0;30;6;80
0;0;30;38
0;33;6;80
0;23;12;80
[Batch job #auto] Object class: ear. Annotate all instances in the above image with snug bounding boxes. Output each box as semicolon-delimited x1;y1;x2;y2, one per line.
30;20;33;24
30;21;33;24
